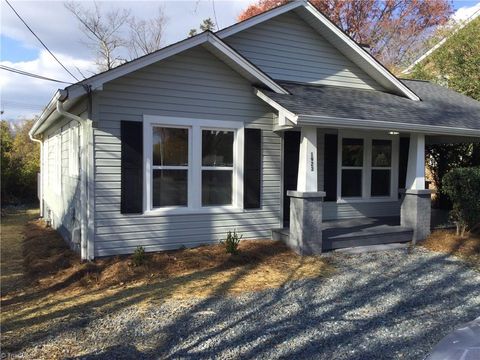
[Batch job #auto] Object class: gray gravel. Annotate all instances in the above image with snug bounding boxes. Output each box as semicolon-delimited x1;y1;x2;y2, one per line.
14;248;480;360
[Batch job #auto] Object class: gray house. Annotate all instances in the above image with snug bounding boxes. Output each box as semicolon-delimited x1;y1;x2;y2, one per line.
30;1;480;260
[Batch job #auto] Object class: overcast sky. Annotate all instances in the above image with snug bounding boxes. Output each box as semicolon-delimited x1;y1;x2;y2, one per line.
1;0;479;121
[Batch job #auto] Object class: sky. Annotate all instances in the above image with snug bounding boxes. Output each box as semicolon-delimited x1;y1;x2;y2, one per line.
1;0;479;121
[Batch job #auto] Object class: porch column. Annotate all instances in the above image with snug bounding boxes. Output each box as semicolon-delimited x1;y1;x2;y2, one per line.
287;126;325;255
401;133;432;243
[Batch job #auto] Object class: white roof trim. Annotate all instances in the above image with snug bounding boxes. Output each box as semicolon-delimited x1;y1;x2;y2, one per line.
216;1;306;38
217;0;419;101
254;88;298;124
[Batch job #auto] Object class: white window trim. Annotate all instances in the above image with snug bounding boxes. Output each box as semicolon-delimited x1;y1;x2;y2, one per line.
337;130;399;203
143;115;244;215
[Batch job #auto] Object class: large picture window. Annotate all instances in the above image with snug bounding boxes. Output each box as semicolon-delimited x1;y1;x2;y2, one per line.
338;132;398;201
144;116;243;213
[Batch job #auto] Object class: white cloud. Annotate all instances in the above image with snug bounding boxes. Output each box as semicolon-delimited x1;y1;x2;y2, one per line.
1;50;96;120
0;1;255;120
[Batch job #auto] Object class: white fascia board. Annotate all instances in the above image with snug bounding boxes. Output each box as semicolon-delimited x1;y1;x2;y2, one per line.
298;3;420;101
254;88;298;124
216;1;306;38
205;33;288;94
298;114;480;137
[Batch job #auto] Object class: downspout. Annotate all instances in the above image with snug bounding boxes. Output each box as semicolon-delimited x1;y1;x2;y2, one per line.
28;133;43;217
56;90;91;260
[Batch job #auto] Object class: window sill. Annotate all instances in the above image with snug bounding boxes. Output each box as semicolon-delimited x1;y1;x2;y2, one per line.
143;206;245;217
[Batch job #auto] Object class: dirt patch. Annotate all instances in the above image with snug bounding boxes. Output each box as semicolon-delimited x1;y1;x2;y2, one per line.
421;230;480;268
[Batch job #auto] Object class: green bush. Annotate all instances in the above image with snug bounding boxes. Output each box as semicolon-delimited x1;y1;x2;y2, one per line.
442;167;480;236
132;246;146;266
222;230;242;255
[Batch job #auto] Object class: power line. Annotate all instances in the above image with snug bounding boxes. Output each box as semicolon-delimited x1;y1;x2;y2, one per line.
212;0;219;30
0;65;74;84
4;0;80;82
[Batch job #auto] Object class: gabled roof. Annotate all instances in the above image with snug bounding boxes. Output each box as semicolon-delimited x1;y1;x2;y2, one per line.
30;31;288;136
256;80;480;136
217;0;420;101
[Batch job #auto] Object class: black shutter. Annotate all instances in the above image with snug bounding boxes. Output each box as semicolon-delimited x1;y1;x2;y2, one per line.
324;134;338;201
121;121;143;214
244;128;262;209
398;137;410;190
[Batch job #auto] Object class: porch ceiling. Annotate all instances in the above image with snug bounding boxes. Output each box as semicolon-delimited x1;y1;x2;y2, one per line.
256;80;480;137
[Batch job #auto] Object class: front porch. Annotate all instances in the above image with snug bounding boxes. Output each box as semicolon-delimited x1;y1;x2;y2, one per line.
276;125;432;255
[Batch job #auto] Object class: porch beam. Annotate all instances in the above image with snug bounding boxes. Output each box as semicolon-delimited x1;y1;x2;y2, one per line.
406;133;426;190
297;126;318;192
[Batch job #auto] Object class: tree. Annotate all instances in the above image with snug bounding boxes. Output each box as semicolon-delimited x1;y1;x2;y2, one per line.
189;17;216;37
65;1;167;72
1;120;40;205
407;17;480;208
238;0;453;72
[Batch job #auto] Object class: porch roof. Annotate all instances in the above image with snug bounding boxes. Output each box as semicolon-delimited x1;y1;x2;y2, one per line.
258;80;480;136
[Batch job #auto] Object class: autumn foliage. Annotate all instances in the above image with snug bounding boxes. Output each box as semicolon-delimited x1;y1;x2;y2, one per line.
238;0;453;72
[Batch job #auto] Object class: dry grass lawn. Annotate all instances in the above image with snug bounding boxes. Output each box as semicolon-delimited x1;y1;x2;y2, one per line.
421;229;480;268
1;209;332;353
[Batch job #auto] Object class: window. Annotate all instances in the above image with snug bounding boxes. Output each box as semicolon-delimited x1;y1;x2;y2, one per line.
371;140;392;197
151;127;189;208
341;138;363;197
202;130;234;206
338;132;398;201
144;116;244;213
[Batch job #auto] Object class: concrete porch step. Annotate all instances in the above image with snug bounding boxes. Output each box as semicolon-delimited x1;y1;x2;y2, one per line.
272;217;414;252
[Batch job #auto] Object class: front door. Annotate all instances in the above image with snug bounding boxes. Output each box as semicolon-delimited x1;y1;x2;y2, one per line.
283;131;300;226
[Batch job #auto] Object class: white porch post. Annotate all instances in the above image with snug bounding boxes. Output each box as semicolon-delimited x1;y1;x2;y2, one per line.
285;126;325;255
297;126;318;192
401;133;431;243
405;133;425;190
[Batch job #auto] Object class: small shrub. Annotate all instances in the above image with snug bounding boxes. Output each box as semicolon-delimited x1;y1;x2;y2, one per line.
132;246;146;267
222;230;243;255
442;167;480;236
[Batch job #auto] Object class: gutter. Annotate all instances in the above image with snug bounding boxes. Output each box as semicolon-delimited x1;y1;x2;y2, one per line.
56;90;92;261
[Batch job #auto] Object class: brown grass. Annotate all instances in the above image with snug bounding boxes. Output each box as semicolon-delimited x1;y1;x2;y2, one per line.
421;230;480;268
1;209;332;353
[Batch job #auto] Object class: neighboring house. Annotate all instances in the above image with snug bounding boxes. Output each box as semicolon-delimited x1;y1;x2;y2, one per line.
30;1;480;260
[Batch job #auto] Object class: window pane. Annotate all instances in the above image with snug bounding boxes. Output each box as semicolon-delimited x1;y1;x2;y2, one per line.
342;138;364;167
202;130;234;167
153;170;188;207
153;127;188;166
371;169;391;197
202;170;232;206
341;169;362;197
372;140;392;167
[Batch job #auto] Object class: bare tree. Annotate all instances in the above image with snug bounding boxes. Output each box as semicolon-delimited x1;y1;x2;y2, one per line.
65;1;131;71
128;7;167;58
65;2;167;72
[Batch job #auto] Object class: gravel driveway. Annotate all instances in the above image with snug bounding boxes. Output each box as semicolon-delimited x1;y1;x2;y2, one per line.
15;248;480;360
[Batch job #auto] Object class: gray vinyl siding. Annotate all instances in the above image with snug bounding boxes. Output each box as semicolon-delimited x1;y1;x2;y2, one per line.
93;46;282;257
43;101;86;250
224;12;383;90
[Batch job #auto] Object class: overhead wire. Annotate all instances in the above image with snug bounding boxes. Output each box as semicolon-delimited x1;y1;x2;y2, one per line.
4;0;80;82
0;64;74;84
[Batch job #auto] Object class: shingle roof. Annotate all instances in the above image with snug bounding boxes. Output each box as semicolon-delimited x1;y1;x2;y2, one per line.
260;80;480;132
